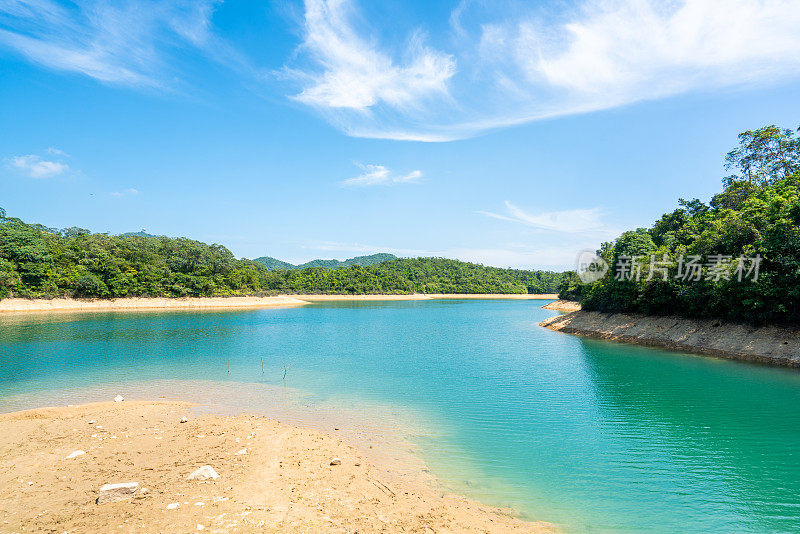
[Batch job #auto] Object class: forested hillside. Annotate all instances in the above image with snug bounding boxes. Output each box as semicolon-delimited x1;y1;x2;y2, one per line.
254;253;396;270
561;125;800;325
0;211;563;298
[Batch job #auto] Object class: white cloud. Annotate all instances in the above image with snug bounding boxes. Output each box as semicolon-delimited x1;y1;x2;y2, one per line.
46;147;69;156
6;154;69;178
286;0;800;141
479;201;617;235
0;0;224;88
341;163;423;187
288;0;455;111
110;188;139;197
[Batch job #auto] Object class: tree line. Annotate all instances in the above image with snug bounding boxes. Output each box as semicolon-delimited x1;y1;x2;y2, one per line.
560;125;800;325
0;214;564;299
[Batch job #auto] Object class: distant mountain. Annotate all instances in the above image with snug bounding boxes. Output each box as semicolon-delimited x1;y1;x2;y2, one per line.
254;256;297;270
253;253;397;270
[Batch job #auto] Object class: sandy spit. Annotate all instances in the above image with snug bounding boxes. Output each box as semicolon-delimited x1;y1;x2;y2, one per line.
293;293;559;301
0;401;555;533
0;294;559;313
541;310;800;367
540;300;581;312
0;296;308;314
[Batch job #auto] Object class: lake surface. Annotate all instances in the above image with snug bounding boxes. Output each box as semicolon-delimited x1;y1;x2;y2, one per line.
2;299;800;532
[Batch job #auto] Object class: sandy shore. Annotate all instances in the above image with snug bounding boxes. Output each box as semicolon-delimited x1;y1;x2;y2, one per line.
0;401;554;533
295;293;558;301
426;293;558;300
541;310;800;367
0;296;307;314
540;300;581;312
0;294;557;313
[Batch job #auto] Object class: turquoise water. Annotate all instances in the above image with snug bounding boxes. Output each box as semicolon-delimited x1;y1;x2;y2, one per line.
3;300;800;532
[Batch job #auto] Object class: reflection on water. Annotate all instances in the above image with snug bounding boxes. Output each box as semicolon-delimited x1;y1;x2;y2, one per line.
2;300;800;532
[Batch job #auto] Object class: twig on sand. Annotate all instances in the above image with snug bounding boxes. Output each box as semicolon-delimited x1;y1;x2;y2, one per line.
370;479;396;498
281;362;292;382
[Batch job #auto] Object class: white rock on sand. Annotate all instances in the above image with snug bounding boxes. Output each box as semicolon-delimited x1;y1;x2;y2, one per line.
330;458;342;466
97;482;139;504
166;503;179;510
64;450;85;460
114;395;124;402
187;465;219;481
180;417;188;423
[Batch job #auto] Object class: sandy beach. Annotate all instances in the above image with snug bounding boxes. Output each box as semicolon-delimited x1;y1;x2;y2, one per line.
0;294;557;313
0;400;554;533
294;293;558;301
0;296;308;314
540;300;581;312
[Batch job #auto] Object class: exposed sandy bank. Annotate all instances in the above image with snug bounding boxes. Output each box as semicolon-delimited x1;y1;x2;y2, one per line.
0;294;558;313
540;300;582;312
428;293;558;300
0;296;308;314
0;401;553;533
294;293;558;301
541;311;800;367
289;294;431;301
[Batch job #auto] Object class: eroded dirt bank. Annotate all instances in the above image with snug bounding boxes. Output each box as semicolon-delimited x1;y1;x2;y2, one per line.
541;311;800;367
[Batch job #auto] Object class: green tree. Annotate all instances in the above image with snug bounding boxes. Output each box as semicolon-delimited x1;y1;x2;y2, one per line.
724;125;800;186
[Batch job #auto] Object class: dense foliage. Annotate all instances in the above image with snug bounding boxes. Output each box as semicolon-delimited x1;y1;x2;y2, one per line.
562;125;800;325
254;253;397;270
378;258;561;294
0;216;563;298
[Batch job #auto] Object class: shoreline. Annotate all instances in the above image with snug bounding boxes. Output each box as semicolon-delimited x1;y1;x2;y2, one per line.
295;293;557;301
541;310;800;368
0;294;558;314
0;296;308;313
0;399;554;533
540;299;581;312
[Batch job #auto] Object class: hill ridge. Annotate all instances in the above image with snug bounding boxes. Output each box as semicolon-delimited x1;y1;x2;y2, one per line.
253;253;397;270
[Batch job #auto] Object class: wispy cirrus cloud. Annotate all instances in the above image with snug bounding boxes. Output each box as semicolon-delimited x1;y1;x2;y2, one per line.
6;153;69;178
46;147;69;156
286;0;455;113
286;0;800;141
479;201;617;236
341;163;422;187
110;187;139;197
0;0;232;88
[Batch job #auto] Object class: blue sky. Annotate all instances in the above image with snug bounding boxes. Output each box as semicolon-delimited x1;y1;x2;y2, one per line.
2;0;800;269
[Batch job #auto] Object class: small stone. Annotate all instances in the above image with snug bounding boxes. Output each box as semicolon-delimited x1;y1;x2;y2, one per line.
166;503;179;510
180;417;188;423
330;458;342;466
114;395;124;402
235;448;248;455
187;465;219;481
97;482;139;504
88;420;95;425
64;450;85;460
